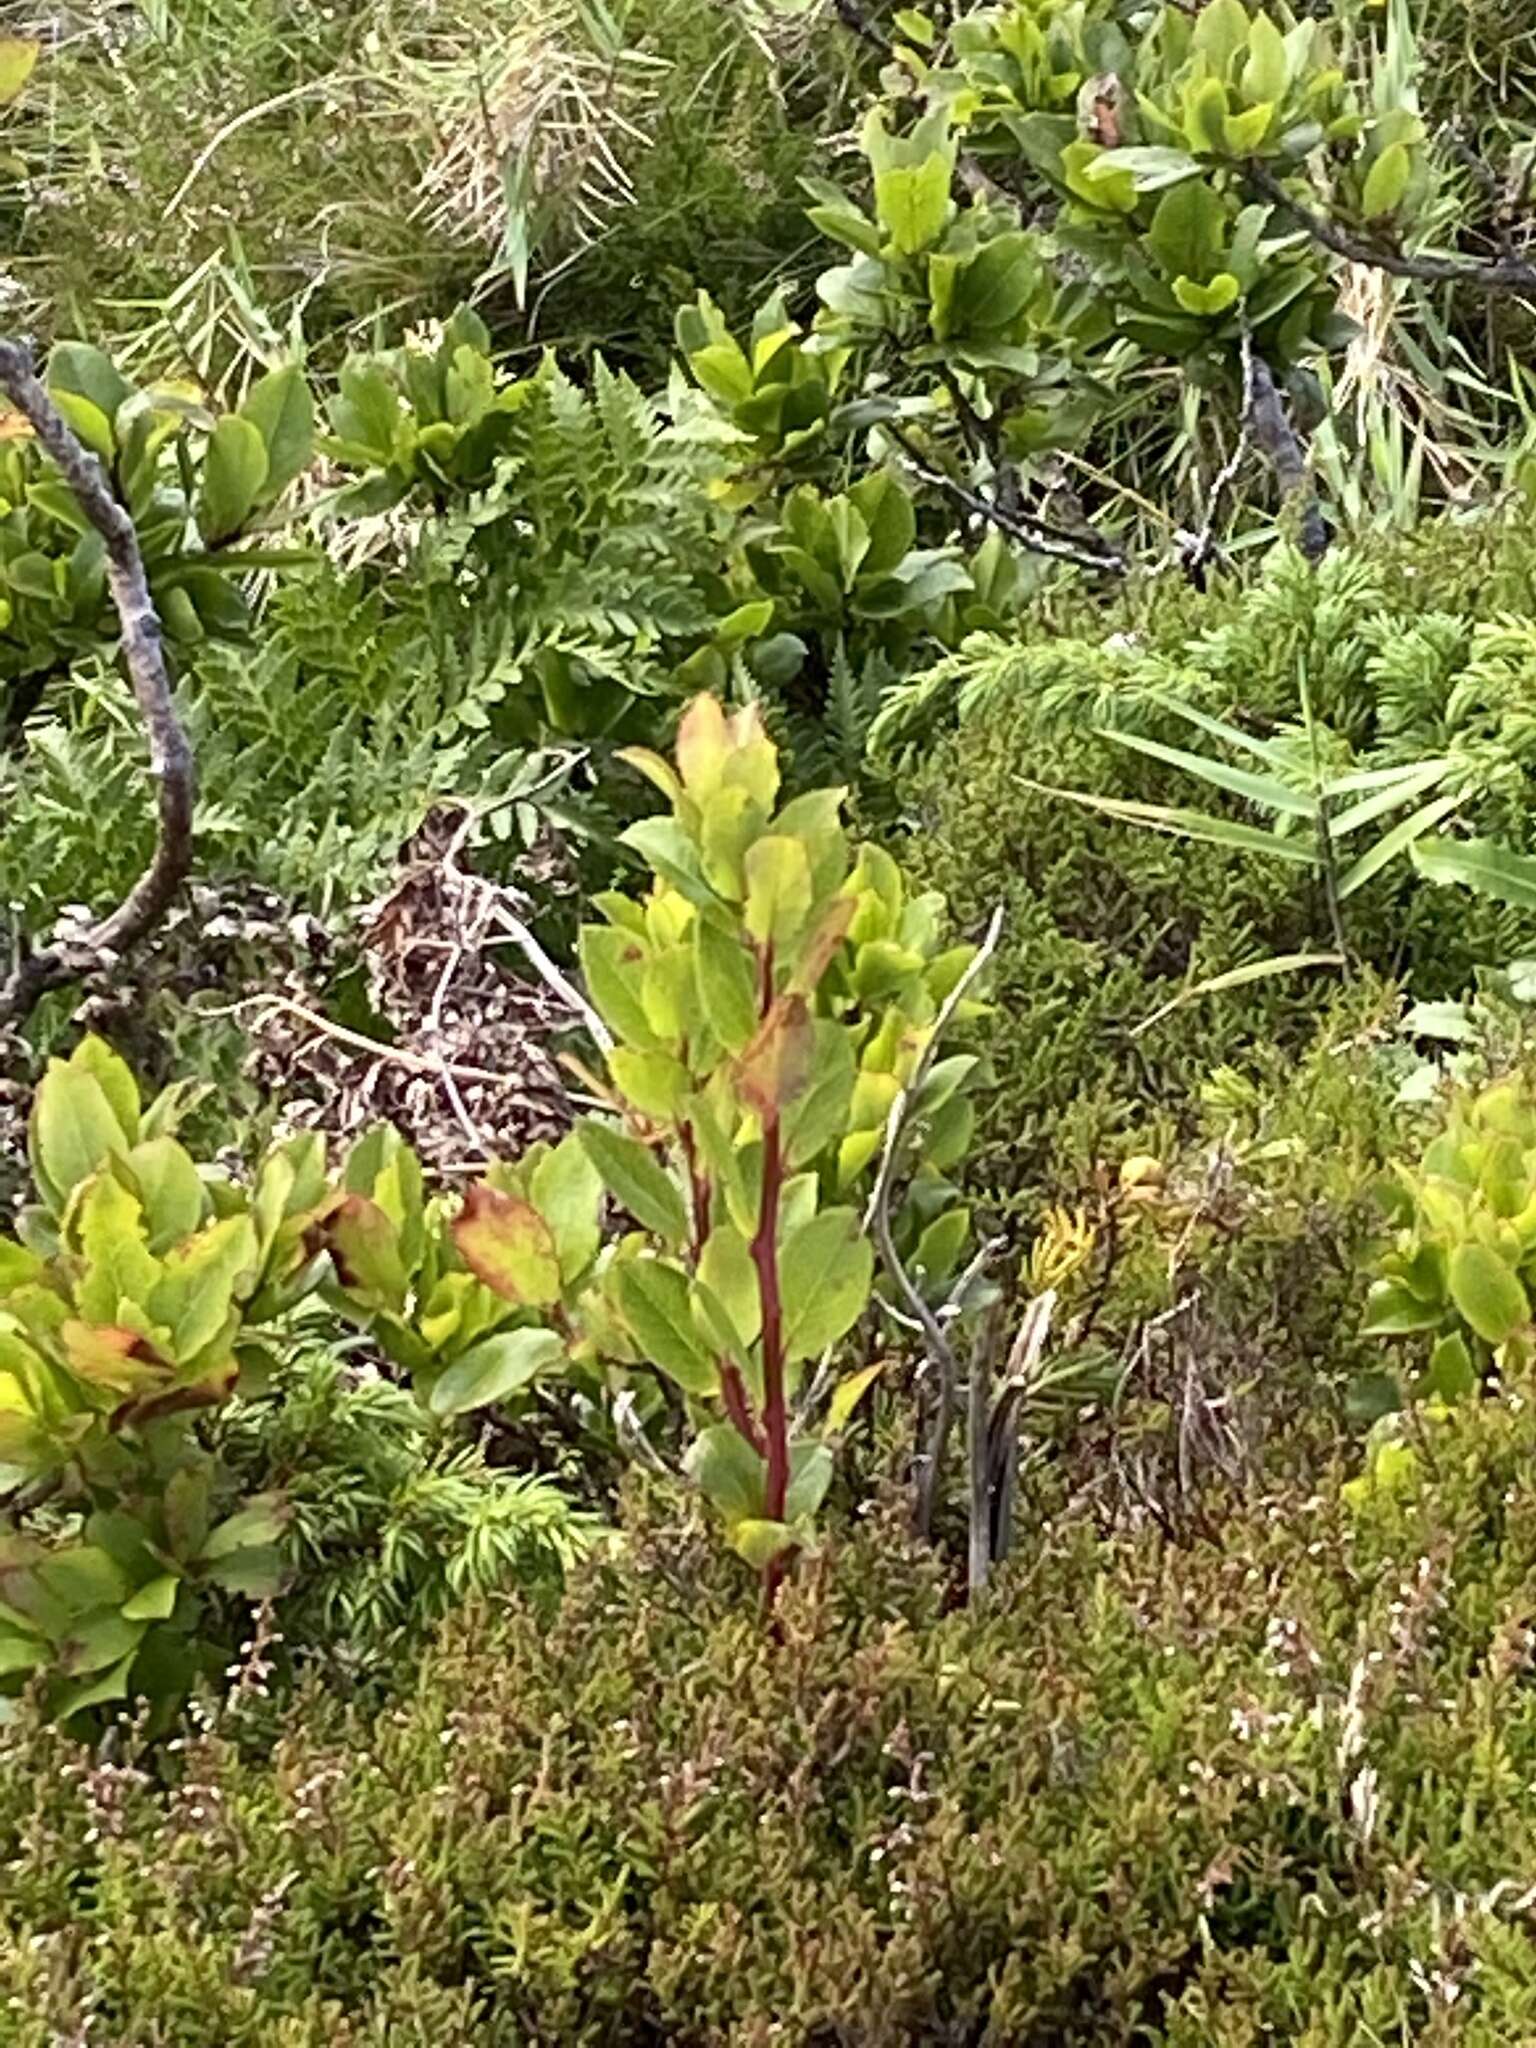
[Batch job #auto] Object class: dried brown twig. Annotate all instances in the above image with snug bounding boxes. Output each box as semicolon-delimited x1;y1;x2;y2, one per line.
865;905;1004;1538
0;339;195;1028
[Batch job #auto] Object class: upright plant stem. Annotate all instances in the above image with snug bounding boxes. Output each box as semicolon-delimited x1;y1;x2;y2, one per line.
753;1112;789;1523
866;907;1005;1537
683;1114;764;1453
966;1315;993;1599
1316;803;1351;968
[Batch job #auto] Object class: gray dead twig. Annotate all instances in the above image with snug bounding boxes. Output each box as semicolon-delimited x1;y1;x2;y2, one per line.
0;339;195;1029
865;905;1004;1539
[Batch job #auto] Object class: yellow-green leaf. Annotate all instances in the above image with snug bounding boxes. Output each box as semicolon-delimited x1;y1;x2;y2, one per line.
695;920;759;1053
121;1573;180;1622
529;1135;603;1286
1241;13;1288;104
614;1258;718;1394
579;924;658;1049
239;365;314;503
728;1517;795;1568
744;835;814;948
609;1048;690;1122
1172;271;1242;316
781;1208;873;1363
0;38;39;108
826;1358;884;1433
30;1061;133;1216
874;152;953;256
198;415;269;544
697;1222;761;1353
1184;77;1230;154
1448;1242;1528;1345
1361;140;1411;220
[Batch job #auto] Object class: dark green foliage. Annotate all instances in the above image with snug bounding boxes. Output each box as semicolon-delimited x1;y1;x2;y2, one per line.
535;0;854;370
894;519;1536;1192
0;571;589;933
14;11;1536;2034
11;1400;1536;2042
218;1347;595;1680
0;332;735;933
0;345;313;722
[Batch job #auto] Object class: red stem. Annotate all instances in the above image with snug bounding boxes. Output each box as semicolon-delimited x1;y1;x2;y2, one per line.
684;1117;764;1453
721;1362;766;1454
679;1120;712;1263
752;1112;789;1523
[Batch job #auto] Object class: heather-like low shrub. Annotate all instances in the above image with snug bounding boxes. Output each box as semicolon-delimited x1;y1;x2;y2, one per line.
9;1392;1536;2045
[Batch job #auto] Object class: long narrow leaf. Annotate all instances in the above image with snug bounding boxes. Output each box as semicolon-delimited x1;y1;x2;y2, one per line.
1156;698;1291;768
1102;728;1313;817
1022;781;1322;864
1134;952;1345;1037
1411;835;1536;910
1328;757;1455;838
1337;791;1463;899
1323;755;1454;797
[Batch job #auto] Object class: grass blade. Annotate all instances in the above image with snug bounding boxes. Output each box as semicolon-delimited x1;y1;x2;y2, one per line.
1134;951;1345;1037
1156;698;1291;768
1101;728;1314;818
1022;781;1321;863
1328;757;1455;837
1337;791;1463;899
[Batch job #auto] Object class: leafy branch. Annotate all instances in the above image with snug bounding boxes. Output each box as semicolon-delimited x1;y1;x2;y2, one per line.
1247;161;1536;297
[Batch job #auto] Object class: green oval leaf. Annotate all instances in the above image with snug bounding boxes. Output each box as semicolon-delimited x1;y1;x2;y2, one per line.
577;1121;689;1249
613;1258;718;1394
198;415;269;543
429;1327;566;1418
1362;141;1412;220
780;1207;874;1363
239;365;315;503
1448;1241;1529;1345
695;920;759;1054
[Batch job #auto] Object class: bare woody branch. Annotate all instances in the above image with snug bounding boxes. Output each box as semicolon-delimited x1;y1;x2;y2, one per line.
1247;352;1329;566
1248;161;1536;295
883;420;1128;575
0;339;195;1027
865;904;1005;1538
